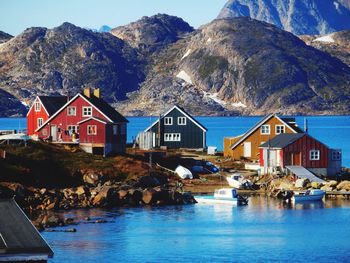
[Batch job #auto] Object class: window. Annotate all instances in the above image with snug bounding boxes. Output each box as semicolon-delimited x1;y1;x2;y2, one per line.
261;125;270;135
37;118;43;128
332;151;341;161
67;125;79;134
34;101;41;112
67;107;76;116
82;107;92;117
87;125;97;135
164;133;181;142
275;125;285;134
178;117;187;125
113;125;118;135
310;150;320;161
164;117;173;125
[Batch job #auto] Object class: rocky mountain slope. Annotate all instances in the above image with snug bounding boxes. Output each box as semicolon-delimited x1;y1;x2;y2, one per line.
218;0;350;35
118;18;350;116
0;89;27;117
300;30;350;67
0;22;144;106
0;31;12;43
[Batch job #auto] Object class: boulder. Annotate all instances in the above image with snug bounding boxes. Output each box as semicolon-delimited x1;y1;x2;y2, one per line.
142;188;158;205
92;186;119;207
83;171;102;186
327;180;338;187
295;178;310;188
311;182;323;189
336;181;350;191
127;189;143;206
135;176;160;188
75;186;88;196
321;185;333;192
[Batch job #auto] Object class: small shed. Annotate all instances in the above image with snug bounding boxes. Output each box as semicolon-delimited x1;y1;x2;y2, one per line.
0;199;54;262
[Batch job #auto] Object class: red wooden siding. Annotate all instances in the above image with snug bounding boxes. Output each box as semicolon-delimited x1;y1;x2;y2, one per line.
38;96;109;142
259;148;264;166
79;119;106;144
282;135;328;168
27;98;49;136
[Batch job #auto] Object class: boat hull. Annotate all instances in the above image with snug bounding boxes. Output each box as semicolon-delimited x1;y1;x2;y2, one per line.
194;196;238;205
292;192;325;202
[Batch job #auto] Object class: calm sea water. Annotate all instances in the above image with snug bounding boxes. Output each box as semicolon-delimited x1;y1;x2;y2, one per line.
1;116;350;167
42;197;350;263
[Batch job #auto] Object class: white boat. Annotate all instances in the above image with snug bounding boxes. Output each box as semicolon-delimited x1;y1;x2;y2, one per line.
226;173;252;189
175;165;193;179
292;189;325;202
194;188;248;205
0;133;30;141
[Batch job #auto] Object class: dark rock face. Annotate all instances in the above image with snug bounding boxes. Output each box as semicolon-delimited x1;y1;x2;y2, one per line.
111;14;194;56
0;31;13;43
118;18;350;116
218;0;350;35
0;89;27;117
0;22;144;107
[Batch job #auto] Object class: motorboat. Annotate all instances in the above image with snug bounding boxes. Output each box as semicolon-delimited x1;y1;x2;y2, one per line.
194;188;248;205
175;165;193;179
292;189;325;202
226;173;252;189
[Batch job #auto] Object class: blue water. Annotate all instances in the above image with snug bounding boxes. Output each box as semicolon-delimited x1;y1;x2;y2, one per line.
1;116;350;166
42;197;350;262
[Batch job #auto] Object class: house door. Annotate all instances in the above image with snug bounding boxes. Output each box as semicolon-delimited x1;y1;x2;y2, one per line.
293;152;301;166
243;142;251;158
50;125;57;142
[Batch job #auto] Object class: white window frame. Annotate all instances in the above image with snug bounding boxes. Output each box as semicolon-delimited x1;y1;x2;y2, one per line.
34;101;41;112
37;118;43;128
178;117;187;125
261;125;270;135
67;106;76;116
87;125;97;135
82;106;92;117
332;151;341;161
310;150;320;161
67;125;79;134
164;117;173;125
275;125;285;135
164;133;181;142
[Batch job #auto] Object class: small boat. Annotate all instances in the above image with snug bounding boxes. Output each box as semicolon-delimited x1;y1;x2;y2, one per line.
292;189;325;202
0;133;30;141
226;173;252;189
194;188;248;205
175;165;193;179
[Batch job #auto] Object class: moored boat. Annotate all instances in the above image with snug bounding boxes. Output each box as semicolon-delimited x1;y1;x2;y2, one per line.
292;189;325;202
194;188;248;205
175;165;193;179
226;173;252;189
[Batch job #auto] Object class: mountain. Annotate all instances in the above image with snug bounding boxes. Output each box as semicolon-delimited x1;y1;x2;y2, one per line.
300;30;350;67
99;25;111;32
218;0;350;35
118;17;350;116
111;14;194;57
0;22;144;107
0;31;13;43
0;89;27;117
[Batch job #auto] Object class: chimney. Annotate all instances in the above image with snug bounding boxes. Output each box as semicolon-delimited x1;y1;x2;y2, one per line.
93;88;100;98
83;87;91;98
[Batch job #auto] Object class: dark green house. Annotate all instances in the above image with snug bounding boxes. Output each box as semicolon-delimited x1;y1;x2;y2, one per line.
144;105;207;150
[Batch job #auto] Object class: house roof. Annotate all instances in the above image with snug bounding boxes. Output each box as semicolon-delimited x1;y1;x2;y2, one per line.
230;114;303;150
0;199;54;257
36;93;128;132
260;133;305;149
82;94;128;124
144;105;207;132
39;96;68;115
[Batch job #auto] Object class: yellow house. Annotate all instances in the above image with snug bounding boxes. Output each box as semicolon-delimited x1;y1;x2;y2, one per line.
224;114;304;160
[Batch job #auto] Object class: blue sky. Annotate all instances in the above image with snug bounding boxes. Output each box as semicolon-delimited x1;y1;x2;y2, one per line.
0;0;228;36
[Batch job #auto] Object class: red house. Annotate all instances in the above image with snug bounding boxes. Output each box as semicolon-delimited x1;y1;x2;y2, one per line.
27;96;67;137
259;133;342;179
34;88;128;155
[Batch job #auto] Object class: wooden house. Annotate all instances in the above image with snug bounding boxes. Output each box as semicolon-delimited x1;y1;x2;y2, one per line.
143;105;207;150
223;114;304;160
259;133;342;177
0;199;54;262
34;88;128;155
27;96;67;137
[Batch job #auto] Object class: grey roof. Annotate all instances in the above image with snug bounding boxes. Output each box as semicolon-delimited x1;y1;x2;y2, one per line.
39;96;68;115
0;199;53;257
260;133;305;148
